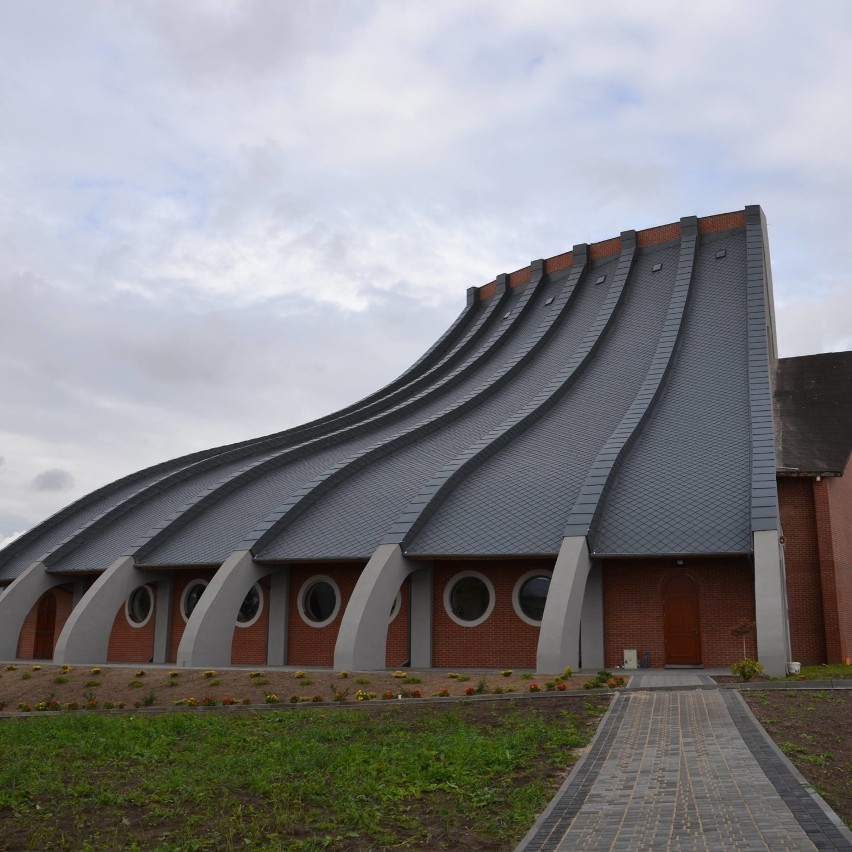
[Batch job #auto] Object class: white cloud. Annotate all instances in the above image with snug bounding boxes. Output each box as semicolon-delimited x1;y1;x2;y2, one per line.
2;0;852;535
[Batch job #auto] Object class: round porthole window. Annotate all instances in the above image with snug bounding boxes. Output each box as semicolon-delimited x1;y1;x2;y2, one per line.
180;580;208;622
513;571;552;626
298;576;341;628
125;585;153;628
444;571;495;628
235;583;263;628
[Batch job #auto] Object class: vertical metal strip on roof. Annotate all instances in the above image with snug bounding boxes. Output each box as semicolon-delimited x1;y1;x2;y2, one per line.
562;216;699;542
382;234;639;550
744;205;780;532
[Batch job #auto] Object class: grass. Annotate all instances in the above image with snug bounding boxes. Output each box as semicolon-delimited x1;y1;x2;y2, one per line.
796;663;852;679
0;697;607;850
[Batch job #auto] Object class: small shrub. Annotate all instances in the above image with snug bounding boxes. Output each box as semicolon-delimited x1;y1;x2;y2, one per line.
607;676;627;688
465;686;476;696
298;678;314;686
404;688;421;699
338;670;350;679
382;691;395;700
142;690;157;707
455;675;471;683
85;700;98;709
248;671;263;678
201;696;216;707
202;670;217;679
293;670;306;679
21;672;31;680
208;678;221;687
311;694;323;703
355;689;376;701
545;681;556;691
492;686;504;694
34;702;48;712
251;677;270;686
528;683;541;693
60;664;72;674
583;680;602;689
475;677;489;695
6;664;19;671
241;697;251;705
731;659;763;682
31;665;42;671
329;684;350;702
402;675;421;684
134;670;146;678
167;680;177;688
434;688;450;697
355;677;371;685
222;696;237;706
18;702;32;712
102;701;116;710
84;680;101;688
128;679;144;689
168;671;180;678
392;671;406;679
557;682;568;691
506;687;517;693
265;694;280;704
563;666;573;679
89;667;101;675
499;669;513;677
519;672;533;680
53;675;69;685
185;697;199;707
63;701;79;711
289;695;300;704
597;669;612;680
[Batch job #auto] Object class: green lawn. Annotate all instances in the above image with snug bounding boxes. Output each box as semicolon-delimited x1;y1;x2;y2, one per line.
0;697;607;851
795;663;852;679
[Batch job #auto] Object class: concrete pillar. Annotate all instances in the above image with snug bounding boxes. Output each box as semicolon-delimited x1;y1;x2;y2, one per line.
334;543;421;671
537;536;592;672
176;550;266;668
152;576;173;665
0;561;64;660
54;556;159;664
266;568;289;667
409;563;433;668
580;561;604;670
754;529;791;676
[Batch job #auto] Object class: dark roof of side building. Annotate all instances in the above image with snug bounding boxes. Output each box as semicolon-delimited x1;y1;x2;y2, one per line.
0;207;780;583
775;351;852;475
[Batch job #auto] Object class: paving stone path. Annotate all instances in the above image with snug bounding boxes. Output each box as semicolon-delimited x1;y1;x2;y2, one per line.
517;674;852;851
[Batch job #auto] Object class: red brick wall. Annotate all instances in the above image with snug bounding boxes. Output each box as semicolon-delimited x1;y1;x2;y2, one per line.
432;561;549;669
230;578;271;666
168;571;217;663
386;580;410;669
16;586;74;659
107;586;156;663
824;467;852;663
778;477;827;662
287;564;360;668
601;558;756;668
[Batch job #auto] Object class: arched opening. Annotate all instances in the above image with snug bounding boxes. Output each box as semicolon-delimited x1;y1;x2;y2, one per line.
33;592;57;659
663;574;701;665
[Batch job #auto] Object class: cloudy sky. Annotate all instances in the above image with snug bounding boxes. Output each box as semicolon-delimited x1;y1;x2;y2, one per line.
2;0;852;547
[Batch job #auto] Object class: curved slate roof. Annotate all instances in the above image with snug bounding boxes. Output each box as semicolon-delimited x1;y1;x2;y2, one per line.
0;208;778;582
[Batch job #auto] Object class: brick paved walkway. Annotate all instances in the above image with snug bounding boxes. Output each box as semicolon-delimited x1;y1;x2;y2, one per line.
517;675;852;851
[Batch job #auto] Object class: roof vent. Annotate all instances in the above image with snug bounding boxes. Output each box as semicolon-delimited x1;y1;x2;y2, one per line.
503;312;511;320
652;263;662;273
595;275;606;285
715;248;727;259
544;296;554;306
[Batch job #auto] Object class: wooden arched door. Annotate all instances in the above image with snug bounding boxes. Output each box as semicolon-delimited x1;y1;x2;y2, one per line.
33;592;57;659
663;575;701;666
